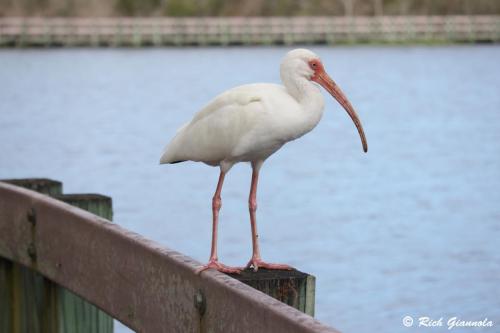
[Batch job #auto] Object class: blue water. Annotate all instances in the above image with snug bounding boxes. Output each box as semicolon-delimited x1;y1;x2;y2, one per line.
1;45;499;333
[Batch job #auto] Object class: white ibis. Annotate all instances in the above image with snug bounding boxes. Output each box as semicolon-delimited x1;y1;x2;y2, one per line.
160;48;367;274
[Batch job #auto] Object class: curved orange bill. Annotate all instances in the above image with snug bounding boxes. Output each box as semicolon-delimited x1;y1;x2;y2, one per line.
313;71;368;153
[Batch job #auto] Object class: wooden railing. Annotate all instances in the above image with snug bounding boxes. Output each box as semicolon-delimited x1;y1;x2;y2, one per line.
0;179;332;333
0;179;115;333
0;16;499;46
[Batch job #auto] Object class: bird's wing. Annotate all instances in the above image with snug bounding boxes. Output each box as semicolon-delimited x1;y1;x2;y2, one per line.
191;84;267;124
160;83;286;164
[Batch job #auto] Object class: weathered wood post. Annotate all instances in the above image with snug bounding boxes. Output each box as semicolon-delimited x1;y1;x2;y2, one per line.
0;178;113;333
0;179;62;333
228;268;316;316
55;193;114;333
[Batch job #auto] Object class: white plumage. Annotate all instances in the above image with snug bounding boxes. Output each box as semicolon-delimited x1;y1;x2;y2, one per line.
160;49;329;171
160;48;367;273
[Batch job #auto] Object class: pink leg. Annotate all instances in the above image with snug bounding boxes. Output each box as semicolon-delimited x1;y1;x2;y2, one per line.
197;170;241;274
246;162;293;272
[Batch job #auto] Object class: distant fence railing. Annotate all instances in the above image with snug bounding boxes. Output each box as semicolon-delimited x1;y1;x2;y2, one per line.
0;180;337;333
0;16;499;46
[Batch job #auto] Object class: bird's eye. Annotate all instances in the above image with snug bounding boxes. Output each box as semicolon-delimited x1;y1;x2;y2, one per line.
310;61;318;69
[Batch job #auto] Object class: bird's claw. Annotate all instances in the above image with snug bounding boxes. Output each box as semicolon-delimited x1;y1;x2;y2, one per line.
196;259;242;274
246;258;293;272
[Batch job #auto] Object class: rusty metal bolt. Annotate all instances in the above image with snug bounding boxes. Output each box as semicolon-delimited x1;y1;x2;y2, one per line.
194;289;206;316
27;207;36;225
27;243;37;261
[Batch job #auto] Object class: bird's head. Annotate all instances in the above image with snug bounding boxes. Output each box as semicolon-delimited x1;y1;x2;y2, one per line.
281;49;368;153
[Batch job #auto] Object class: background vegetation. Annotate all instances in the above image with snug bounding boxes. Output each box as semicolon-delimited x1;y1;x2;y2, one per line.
1;0;499;17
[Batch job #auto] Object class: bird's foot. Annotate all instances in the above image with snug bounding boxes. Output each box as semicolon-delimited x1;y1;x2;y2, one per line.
196;259;241;274
246;257;293;272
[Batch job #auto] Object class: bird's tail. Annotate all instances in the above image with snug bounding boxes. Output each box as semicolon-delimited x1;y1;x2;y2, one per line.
159;144;180;164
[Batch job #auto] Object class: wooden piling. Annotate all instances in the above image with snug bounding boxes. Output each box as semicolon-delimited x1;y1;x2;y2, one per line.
1;178;62;196
55;193;114;333
228;268;316;316
0;178;113;333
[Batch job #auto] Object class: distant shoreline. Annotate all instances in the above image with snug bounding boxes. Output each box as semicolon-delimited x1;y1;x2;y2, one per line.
1;16;499;47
